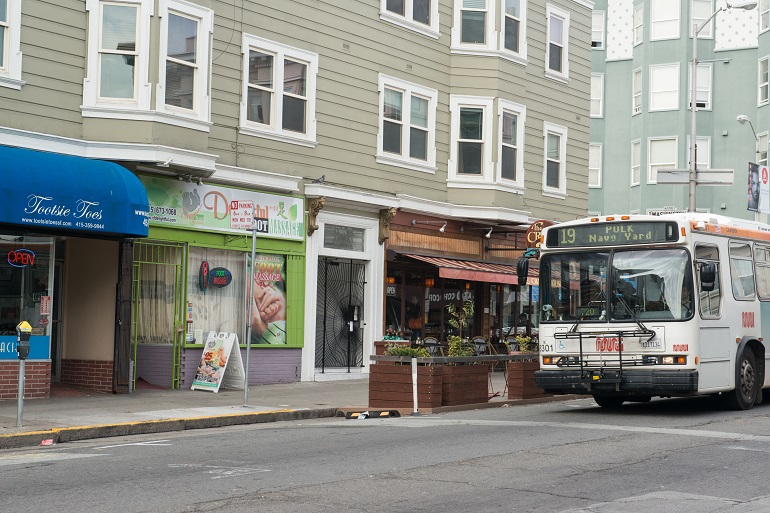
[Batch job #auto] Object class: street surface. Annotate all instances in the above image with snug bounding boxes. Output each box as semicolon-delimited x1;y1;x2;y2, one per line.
4;395;770;512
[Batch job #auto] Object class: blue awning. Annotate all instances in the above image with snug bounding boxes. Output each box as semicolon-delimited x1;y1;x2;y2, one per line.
0;146;149;237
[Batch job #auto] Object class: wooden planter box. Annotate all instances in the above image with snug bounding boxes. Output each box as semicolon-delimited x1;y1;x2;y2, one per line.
369;363;443;409
507;360;548;399
442;364;489;406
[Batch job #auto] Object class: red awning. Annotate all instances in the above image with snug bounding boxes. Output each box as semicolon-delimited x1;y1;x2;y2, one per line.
402;254;538;286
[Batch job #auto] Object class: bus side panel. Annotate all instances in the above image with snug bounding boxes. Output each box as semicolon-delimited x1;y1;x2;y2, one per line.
698;327;731;391
761;301;770;388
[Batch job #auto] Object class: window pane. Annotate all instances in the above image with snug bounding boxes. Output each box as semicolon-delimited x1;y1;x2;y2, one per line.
284;60;306;97
386;0;404;15
165;61;194;109
102;4;136;52
547;133;560;159
549;16;563;45
460;108;483;140
282;96;306;133
168;13;197;64
411;95;428;128
501;146;516;180
384;89;402;121
413;0;430;25
324;225;366;252
458;142;482;174
461;11;486;44
549;44;562;72
0;0;7;23
505;0;520;17
0;26;5;68
383;120;402;154
248;51;273;89
247;88;271;124
99;53;135;98
505;17;519;52
410;127;427;160
502;111;516;146
463;0;486;7
546;160;560;187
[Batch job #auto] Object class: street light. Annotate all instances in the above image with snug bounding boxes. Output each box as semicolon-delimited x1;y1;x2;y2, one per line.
689;0;758;212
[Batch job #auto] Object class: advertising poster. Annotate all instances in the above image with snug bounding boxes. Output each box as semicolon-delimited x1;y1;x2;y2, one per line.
748;163;760;212
191;333;232;391
249;254;287;345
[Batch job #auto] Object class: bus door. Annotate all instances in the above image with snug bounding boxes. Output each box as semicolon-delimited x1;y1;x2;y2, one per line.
694;243;730;391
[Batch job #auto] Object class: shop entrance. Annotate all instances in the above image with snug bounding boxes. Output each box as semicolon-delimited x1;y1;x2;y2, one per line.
315;257;366;372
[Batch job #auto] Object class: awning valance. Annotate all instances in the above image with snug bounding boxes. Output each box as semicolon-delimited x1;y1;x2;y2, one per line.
402;253;538;286
0;146;149;237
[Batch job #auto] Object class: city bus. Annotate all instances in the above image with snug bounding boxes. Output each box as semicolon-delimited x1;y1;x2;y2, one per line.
523;213;770;409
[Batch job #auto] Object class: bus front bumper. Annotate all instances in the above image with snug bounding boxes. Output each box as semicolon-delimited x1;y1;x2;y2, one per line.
534;369;699;396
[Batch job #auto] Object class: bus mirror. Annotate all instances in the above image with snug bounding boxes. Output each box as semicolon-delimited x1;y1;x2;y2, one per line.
700;262;716;292
516;257;529;286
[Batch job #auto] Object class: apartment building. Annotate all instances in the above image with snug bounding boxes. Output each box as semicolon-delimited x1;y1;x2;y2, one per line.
0;0;590;397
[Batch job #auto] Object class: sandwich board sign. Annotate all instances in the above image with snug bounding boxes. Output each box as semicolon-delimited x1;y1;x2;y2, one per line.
191;332;245;393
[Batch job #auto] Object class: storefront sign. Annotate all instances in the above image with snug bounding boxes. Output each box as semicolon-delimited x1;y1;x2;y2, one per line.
40;296;51;316
209;267;232;287
140;177;304;241
191;332;245;393
199;261;209;292
8;249;35;267
525;220;554;249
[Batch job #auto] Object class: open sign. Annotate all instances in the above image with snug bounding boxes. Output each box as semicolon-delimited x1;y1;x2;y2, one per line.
8;249;35;268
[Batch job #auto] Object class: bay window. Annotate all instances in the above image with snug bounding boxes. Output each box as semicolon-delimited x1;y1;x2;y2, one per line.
381;0;439;37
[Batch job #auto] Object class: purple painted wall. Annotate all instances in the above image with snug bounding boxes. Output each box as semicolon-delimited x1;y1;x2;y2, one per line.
135;345;174;388
179;347;301;389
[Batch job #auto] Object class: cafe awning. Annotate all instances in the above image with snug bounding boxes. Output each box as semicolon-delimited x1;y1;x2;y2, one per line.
0;145;149;237
402;253;538;286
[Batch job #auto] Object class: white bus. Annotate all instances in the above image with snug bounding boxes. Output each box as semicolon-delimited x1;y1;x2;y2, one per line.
524;213;770;409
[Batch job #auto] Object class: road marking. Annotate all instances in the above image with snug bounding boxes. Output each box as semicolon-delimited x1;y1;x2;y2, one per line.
95;440;172;449
0;452;103;466
169;463;271;479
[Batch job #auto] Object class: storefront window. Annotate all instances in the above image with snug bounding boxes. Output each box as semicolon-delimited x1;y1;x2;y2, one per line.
385;267;403;334
0;236;54;359
444;279;475;338
136;242;185;344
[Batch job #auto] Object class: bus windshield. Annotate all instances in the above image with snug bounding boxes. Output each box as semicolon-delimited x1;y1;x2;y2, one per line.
540;248;693;322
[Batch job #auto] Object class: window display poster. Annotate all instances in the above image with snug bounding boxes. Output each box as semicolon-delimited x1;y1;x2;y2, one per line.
249;254;287;345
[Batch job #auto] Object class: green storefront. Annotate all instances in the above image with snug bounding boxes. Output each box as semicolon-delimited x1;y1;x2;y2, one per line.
133;175;305;390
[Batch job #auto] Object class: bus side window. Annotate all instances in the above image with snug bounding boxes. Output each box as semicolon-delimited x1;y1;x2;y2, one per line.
729;241;755;300
754;244;770;300
695;244;721;318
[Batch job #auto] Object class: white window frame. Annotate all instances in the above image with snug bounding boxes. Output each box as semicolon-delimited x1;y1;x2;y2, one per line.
689;62;712;110
451;1;528;64
451;0;496;52
761;0;769;33
0;0;23;89
591;73;603;118
379;0;440;39
649;63;680;111
633;4;644;46
690;0;714;38
542;121;568;198
377;74;438;173
760;57;769;106
631;139;641;186
648;136;678;184
759;132;768;167
239;33;319;147
632;67;642;115
588;143;602;188
687;135;711;170
448;95;495;187
497;99;526;191
592;11;605;50
650;0;680;41
499;0;528;63
156;0;214;130
545;4;570;83
83;0;153;118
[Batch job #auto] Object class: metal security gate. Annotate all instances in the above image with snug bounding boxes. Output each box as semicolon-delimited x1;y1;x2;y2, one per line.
316;258;366;372
132;241;186;390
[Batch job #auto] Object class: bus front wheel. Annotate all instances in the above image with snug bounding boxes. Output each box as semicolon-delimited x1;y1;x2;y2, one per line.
593;395;625;408
726;349;757;411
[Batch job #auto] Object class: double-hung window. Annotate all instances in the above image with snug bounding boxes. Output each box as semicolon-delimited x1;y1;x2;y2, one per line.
542;122;567;197
380;0;439;38
760;57;769;106
650;0;680;40
240;34;319;147
377;74;437;172
501;0;526;59
760;133;769;167
631;140;641;186
498;99;526;189
0;0;22;89
545;5;569;82
592;11;605;49
157;0;213;127
448;96;494;185
691;0;713;37
761;0;769;33
591;74;603;117
459;0;490;45
632;68;642;114
452;1;527;62
588;143;602;188
690;63;712;109
648;137;677;183
633;4;644;45
649;63;679;111
687;136;711;171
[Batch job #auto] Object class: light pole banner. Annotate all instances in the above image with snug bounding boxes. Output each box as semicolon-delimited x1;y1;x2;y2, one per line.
749;163;760;212
760;165;770;214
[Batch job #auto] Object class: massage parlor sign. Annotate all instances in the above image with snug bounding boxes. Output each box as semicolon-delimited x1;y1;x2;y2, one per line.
140;176;305;241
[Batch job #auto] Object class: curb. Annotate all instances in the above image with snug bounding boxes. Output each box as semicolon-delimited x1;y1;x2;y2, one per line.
0;407;338;450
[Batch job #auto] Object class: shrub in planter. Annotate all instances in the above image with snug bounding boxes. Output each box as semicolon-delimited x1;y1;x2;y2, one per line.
383;343;430;359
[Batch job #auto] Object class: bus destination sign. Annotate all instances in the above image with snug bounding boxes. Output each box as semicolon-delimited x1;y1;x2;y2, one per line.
546;221;678;247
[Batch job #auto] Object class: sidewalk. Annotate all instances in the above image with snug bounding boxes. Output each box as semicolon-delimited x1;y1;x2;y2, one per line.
0;375;569;449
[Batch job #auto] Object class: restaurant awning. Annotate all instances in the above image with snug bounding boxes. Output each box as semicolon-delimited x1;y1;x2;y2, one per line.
402;253;538;286
0;146;149;237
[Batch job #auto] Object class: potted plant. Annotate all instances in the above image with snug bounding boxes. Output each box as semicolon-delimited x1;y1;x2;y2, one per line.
382;327;404;341
441;300;488;406
369;342;441;409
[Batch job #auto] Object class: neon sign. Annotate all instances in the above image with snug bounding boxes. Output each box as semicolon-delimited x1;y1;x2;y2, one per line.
8;249;35;268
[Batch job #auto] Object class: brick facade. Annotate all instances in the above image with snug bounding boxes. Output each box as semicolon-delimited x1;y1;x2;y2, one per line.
0;361;51;399
60;359;113;393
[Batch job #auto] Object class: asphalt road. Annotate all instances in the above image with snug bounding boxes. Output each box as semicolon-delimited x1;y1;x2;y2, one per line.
4;395;770;513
